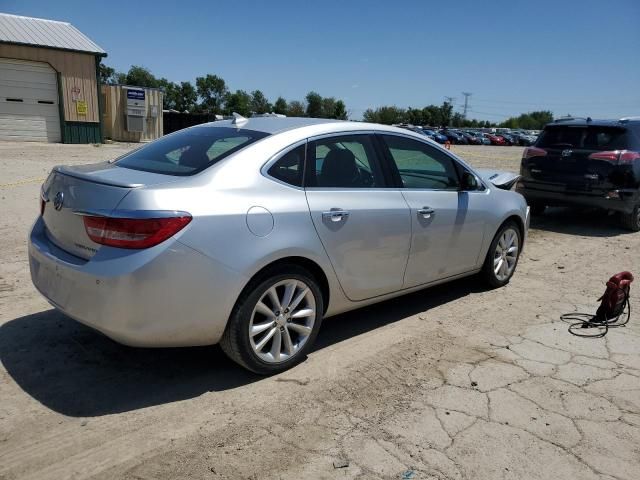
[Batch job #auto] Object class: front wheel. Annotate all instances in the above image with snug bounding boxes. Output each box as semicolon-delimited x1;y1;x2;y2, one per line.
481;222;522;288
220;265;324;374
621;204;640;232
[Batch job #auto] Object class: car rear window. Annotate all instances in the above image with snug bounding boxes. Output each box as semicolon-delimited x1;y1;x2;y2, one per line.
537;125;628;151
115;126;269;175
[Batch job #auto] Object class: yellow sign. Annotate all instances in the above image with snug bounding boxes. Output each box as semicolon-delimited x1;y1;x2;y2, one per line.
76;100;88;115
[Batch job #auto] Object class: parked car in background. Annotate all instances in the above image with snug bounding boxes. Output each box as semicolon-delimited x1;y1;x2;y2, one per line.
459;131;483;145
485;133;507;146
422;129;448;144
517;117;640;231
498;133;517;146
440;129;468;144
30;116;530;374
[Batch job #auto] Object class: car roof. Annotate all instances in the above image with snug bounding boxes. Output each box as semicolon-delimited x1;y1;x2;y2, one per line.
191;116;346;135
546;118;640;128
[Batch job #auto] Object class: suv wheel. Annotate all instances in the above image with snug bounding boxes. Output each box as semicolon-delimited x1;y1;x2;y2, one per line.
220;265;324;374
482;221;521;288
621;204;640;232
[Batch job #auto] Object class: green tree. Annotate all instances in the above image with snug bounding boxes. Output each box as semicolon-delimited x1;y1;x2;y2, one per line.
250;90;271;114
305;91;323;118
363;106;406;124
158;79;179;110
98;63;117;84
439;101;453;127
321;97;337;118
334;100;348;120
175;81;197;112
125;66;158;87
287;100;306;117
273;96;288;115
225;90;252;117
195;74;228;114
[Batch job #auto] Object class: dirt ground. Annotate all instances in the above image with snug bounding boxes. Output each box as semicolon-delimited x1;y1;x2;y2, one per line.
1;141;639;480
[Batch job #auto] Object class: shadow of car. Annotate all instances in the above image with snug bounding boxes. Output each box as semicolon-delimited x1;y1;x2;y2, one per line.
0;277;484;417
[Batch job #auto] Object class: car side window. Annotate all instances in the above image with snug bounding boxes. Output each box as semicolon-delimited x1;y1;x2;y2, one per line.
267;144;305;187
306;135;385;188
381;135;460;190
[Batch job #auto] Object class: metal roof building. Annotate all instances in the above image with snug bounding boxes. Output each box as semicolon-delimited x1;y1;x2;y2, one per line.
0;13;107;143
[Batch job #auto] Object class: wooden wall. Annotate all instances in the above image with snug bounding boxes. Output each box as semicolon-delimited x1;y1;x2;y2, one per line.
102;84;164;142
0;44;99;123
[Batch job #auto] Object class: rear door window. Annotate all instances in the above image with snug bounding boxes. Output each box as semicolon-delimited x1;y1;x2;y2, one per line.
537;126;628;151
116;127;269;175
306;134;385;188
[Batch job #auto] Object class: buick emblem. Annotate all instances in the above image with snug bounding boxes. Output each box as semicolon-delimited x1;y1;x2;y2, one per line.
561;149;572;158
53;191;64;211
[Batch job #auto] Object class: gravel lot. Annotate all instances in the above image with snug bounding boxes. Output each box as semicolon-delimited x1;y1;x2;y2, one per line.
1;141;639;480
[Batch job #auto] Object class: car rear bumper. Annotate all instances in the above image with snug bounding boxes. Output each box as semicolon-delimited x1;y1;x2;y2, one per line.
28;217;245;347
517;184;638;214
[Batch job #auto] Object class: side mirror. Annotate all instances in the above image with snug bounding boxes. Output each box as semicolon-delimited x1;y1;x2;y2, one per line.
461;171;479;191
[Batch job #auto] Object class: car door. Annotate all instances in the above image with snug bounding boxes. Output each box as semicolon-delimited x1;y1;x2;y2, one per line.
304;132;411;301
378;133;485;287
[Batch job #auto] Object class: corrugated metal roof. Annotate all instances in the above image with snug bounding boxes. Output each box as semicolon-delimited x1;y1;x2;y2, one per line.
0;13;106;55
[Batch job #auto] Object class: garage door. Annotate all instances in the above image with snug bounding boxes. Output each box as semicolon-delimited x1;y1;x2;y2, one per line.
0;58;61;142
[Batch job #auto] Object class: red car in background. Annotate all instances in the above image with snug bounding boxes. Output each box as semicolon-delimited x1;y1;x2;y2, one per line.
485;133;507;146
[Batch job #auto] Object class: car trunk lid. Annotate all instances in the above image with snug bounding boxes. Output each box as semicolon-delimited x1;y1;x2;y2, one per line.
41;163;178;259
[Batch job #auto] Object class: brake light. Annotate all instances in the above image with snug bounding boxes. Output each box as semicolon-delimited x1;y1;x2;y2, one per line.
522;147;547;159
588;150;640;164
83;215;192;249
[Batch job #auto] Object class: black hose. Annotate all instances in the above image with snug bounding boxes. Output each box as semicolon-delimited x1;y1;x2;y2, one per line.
561;288;631;338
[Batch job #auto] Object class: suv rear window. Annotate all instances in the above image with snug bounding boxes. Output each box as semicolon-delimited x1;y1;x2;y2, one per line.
116;126;269;175
537;125;628;151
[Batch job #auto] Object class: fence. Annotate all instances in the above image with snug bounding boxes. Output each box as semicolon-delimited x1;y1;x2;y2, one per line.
163;112;218;135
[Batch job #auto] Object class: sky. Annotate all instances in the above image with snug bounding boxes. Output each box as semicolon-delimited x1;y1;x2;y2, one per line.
3;0;639;121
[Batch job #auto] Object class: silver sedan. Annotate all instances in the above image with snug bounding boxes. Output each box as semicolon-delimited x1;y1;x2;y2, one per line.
29;116;529;374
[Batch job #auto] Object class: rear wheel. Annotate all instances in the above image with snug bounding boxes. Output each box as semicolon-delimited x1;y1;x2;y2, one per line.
481;222;521;288
621;204;640;232
220;265;324;374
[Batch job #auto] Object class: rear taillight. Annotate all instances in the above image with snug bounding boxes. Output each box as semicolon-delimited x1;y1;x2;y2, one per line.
522;147;547;159
589;150;640;164
83;215;192;249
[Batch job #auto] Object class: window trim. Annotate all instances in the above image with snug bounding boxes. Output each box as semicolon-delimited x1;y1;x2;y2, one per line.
304;131;394;190
261;139;308;190
376;132;489;192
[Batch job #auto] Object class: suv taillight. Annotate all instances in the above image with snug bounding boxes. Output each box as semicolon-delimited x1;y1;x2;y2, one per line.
83;215;192;249
522;147;547;160
589;150;640;164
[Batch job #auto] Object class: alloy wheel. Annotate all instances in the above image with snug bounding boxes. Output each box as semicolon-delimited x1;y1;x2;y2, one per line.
249;279;316;363
493;228;519;281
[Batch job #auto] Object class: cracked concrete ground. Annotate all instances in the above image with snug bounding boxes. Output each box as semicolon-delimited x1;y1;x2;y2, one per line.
1;143;639;479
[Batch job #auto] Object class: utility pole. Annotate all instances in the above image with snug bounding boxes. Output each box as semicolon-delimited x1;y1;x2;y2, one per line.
462;92;472;119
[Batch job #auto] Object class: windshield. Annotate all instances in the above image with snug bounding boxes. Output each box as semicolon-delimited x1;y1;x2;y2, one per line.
537;125;628;151
115;126;269;175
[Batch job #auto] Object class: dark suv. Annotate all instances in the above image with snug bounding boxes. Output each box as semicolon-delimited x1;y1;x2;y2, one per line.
517;118;640;231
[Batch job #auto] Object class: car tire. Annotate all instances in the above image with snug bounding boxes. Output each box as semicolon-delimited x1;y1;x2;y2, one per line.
481;221;522;288
220;264;324;375
621;203;640;232
529;203;546;216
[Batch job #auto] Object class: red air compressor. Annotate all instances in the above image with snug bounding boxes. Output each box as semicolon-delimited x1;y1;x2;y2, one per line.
562;272;633;338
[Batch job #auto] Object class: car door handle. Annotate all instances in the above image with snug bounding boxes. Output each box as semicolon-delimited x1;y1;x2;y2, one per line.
322;209;350;222
417;207;435;219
